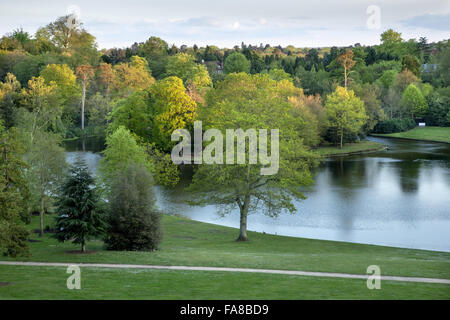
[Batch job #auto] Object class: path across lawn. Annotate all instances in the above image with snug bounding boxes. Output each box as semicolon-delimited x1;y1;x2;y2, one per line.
1;261;449;285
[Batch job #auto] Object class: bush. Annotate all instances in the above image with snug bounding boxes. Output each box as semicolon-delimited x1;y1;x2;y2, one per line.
372;118;416;134
104;163;162;251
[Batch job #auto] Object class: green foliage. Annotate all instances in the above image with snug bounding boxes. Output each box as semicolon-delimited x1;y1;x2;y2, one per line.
99;126;151;186
54;157;106;252
377;70;397;89
112;56;154;97
148;76;197;151
224;52;250;74
372;118;416;134
0;126;30;257
137;37;168;79
352;83;386;133
105;164;162;251
324;86;367;148
110;90;151;139
424;91;450;126
189;73;319;240
401;83;428;117
268;68;292;81
25;129;66;236
402;54;421;77
165;53;212;88
40;63;79;104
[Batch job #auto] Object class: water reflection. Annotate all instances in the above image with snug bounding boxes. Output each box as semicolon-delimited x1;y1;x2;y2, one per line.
65;136;450;252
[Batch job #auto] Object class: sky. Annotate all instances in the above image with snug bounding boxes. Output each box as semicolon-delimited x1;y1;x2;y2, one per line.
0;0;449;49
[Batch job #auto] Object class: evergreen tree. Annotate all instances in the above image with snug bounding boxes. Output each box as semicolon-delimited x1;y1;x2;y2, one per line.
54;157;105;252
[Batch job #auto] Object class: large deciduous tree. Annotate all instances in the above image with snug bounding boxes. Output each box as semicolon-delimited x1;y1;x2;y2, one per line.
99;126;151;187
187;73;318;241
401;83;428;118
26;130;66;237
224;52;250;74
165;53;211;89
112;56;154;97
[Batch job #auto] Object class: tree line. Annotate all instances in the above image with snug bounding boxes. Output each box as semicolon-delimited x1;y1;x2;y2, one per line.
1;15;449;254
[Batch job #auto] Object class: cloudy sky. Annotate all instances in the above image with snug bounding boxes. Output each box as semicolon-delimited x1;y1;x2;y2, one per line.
1;0;449;49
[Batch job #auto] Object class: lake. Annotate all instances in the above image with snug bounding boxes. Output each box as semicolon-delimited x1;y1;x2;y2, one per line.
65;136;450;252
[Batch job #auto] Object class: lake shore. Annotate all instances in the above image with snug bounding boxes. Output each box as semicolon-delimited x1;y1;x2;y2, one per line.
371;127;450;144
315;140;386;157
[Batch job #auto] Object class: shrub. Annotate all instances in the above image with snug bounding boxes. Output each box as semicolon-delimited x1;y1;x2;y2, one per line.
372;118;416;133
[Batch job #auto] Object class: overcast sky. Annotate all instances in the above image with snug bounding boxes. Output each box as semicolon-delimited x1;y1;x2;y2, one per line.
1;0;449;49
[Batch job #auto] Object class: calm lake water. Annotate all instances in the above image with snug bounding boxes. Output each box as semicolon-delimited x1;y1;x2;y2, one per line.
65;136;450;252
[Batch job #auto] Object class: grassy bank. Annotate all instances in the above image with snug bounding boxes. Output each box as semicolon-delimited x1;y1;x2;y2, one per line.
316;140;386;156
1;214;449;299
371;126;450;144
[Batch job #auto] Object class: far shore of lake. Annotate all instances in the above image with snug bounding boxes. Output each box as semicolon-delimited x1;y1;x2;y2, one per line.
371;126;450;144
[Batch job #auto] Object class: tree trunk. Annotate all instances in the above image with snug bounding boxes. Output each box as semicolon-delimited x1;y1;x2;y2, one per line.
237;195;250;241
340;129;344;149
81;242;86;253
81;82;86;130
344;66;347;89
39;196;44;237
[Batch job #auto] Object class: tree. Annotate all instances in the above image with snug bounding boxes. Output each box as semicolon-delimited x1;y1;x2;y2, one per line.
401;54;421;77
188;73;318;241
0;125;30;257
353;83;386;133
268;68;292;81
393;69;419;94
401;83;428;118
40;63;79;106
99;126;151;187
26;130;66;237
75;64;94;130
0;73;21;128
35;15;96;50
380;29;402;44
336;49;356;89
97;63;114;98
377;70;397;90
112;56;154;97
325;86;367;148
137;36;168;78
149;76;197;151
105;163;162;251
20;76;61;140
224;52;250;74
165;53;211;88
54;157;105;252
110;90;151;139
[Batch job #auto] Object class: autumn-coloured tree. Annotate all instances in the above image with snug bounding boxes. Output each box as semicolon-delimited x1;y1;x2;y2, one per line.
112;56;154;97
97;63;114;98
76;64;94;130
336;49;356;89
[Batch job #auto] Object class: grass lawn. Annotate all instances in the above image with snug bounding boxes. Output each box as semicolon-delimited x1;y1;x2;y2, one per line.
316;140;386;156
1;215;449;299
371;126;450;144
1;265;450;300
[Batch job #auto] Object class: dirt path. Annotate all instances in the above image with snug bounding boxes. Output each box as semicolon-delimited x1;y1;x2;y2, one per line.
1;261;449;284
